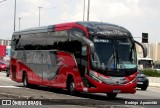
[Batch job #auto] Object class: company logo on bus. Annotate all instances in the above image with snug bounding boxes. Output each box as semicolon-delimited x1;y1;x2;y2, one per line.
115;80;120;84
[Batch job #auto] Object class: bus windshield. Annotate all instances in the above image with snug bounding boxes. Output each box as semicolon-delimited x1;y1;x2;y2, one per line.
91;36;137;76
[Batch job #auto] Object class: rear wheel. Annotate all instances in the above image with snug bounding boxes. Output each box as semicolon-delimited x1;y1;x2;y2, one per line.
23;73;30;87
106;93;117;98
67;77;75;95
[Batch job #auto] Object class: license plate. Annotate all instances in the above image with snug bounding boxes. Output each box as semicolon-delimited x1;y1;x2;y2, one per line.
113;90;121;93
137;82;143;84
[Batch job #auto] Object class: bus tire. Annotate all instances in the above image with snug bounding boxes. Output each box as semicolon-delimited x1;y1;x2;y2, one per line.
23;73;29;87
106;93;117;98
67;76;75;95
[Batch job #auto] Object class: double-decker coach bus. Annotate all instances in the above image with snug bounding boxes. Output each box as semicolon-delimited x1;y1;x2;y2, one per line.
10;21;147;98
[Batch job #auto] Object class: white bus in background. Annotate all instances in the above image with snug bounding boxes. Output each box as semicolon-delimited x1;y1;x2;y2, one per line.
138;57;153;69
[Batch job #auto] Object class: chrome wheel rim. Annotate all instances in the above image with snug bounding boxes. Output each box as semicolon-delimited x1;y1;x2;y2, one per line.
70;82;75;92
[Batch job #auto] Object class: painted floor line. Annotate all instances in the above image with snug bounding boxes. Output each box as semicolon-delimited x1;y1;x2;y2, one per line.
0;85;21;88
0;76;12;81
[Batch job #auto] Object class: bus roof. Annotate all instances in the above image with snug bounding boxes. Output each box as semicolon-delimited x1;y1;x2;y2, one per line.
13;25;54;35
13;21;132;37
138;57;153;61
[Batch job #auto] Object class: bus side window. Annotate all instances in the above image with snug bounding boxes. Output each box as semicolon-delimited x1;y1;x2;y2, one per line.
12;35;21;50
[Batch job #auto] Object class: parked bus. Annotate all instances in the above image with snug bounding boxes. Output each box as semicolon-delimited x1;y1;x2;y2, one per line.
138;57;153;69
10;21;147;98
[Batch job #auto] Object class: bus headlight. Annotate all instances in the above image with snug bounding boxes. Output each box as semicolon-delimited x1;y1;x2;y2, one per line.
89;70;102;83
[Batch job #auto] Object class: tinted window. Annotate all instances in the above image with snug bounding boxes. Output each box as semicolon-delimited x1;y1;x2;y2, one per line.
12;27;85;53
11;35;21;50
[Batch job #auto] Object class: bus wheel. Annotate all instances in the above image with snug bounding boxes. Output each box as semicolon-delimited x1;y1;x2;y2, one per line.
67;77;75;95
106;93;117;98
23;73;29;87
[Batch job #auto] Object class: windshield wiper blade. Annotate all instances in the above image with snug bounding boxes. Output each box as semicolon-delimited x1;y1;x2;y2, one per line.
115;49;119;71
115;49;126;70
106;46;117;70
106;50;114;70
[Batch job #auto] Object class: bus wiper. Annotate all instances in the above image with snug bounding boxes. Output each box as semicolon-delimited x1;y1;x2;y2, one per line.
107;40;126;70
115;49;119;71
106;47;117;70
106;50;114;70
115;48;126;70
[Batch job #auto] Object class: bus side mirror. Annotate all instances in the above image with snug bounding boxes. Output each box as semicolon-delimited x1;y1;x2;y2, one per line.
90;44;95;54
134;40;147;58
81;36;95;54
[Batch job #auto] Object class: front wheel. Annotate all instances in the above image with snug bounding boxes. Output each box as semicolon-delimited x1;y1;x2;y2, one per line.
67;78;75;95
23;73;30;87
106;93;117;98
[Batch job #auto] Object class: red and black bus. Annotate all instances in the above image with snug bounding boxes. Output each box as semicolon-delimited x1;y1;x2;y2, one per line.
10;21;147;98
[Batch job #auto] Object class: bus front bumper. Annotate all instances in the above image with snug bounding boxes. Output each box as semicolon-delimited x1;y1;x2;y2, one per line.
77;75;137;94
83;82;136;93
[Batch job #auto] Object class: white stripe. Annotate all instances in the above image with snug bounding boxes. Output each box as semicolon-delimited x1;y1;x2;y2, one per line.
0;85;21;88
0;77;12;81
